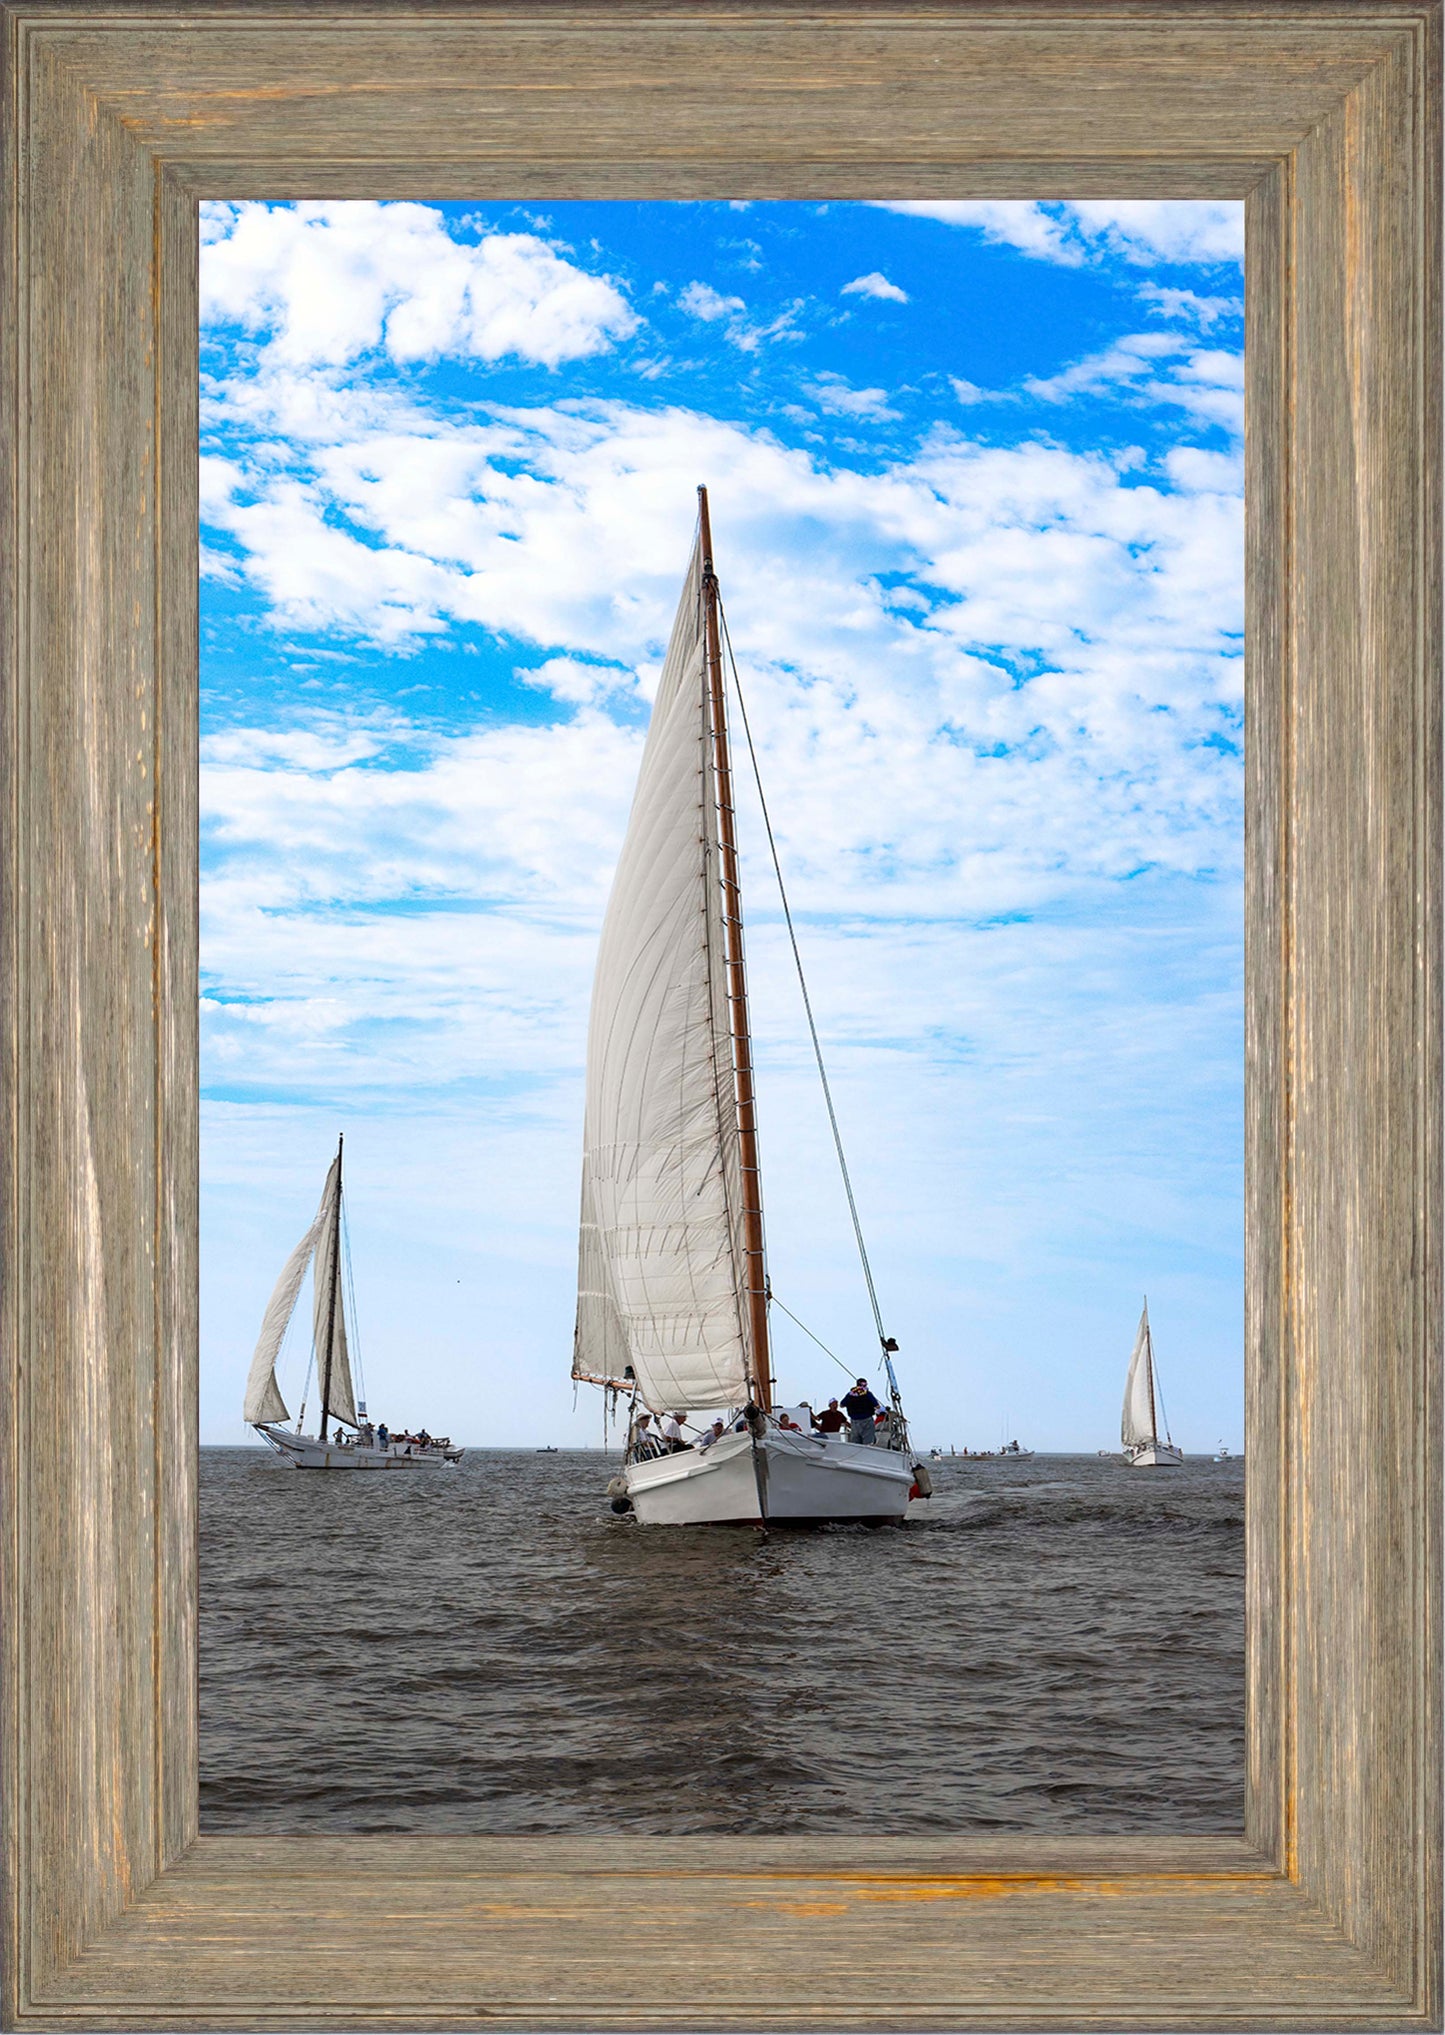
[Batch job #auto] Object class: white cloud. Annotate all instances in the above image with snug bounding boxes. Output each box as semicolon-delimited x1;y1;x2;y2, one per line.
197;382;1243;934
679;280;745;323
677;280;804;353
1164;445;1243;494
1022;333;1244;436
726;238;765;274
877;202;1081;264
1067;201;1243;265
517;656;638;706
1137;283;1242;330
199;710;645;1108
199;460;458;646
200;201;638;369
842;271;909;303
1023;332;1185;400
801;372;900;421
870;200;1243;269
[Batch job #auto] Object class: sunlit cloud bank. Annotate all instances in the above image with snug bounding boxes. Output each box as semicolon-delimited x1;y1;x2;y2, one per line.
201;201;638;368
199;399;1242;1100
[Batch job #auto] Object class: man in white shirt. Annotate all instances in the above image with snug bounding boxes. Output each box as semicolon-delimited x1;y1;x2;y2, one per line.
660;1412;686;1451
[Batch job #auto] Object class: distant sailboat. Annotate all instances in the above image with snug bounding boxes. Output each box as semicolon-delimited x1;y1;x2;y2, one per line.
243;1137;462;1469
1121;1300;1183;1468
571;488;922;1526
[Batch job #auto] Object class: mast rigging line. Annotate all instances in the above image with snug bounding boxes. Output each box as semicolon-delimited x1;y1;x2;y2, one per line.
716;597;892;1365
340;1203;367;1416
766;1283;856;1381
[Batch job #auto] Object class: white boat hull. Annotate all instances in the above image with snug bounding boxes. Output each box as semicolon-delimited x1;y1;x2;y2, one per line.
255;1423;462;1469
1125;1442;1184;1468
624;1428;916;1525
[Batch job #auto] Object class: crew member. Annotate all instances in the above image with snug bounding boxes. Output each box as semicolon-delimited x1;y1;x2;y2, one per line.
842;1377;882;1445
812;1398;847;1435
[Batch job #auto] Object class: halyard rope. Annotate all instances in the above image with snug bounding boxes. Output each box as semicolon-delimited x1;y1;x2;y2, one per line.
717;598;891;1355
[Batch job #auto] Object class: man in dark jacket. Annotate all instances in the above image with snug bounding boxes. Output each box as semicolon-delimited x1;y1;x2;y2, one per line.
841;1379;882;1444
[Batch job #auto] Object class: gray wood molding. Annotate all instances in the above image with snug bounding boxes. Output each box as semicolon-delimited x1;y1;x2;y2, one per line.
0;4;1438;2026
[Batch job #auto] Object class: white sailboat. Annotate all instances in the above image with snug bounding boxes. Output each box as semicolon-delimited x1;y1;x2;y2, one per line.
572;488;923;1526
243;1136;463;1469
1121;1300;1183;1467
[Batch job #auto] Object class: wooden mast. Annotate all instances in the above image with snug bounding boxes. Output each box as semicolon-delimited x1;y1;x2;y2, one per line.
698;486;771;1411
318;1133;343;1441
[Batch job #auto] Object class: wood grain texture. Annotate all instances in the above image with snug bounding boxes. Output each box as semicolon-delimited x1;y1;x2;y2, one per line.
154;163;203;1882
1263;17;1442;2000
0;3;1438;2029
28;12;1402;197
29;1836;1416;2030
3;16;172;2014
1243;151;1290;1892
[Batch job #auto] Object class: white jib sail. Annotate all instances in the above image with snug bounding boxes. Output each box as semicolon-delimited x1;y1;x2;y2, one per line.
573;532;754;1414
1121;1303;1157;1448
310;1163;358;1428
242;1159;336;1424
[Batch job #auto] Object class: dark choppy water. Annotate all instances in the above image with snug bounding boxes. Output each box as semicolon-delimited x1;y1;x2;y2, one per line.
200;1447;1243;1834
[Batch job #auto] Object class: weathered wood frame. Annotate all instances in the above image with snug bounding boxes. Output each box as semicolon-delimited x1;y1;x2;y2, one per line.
0;3;1438;2027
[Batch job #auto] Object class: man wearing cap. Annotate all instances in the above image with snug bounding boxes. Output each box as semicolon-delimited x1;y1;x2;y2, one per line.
841;1378;882;1445
812;1397;847;1436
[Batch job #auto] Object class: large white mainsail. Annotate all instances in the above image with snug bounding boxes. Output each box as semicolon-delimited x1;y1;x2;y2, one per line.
1122;1300;1162;1449
571;491;918;1525
241;1151;357;1428
573;531;756;1414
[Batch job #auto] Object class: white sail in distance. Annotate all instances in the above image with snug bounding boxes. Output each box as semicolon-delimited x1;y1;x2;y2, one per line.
573;530;755;1414
1121;1301;1160;1448
241;1152;357;1427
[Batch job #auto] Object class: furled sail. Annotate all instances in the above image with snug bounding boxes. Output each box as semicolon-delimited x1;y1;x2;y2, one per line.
241;1152;358;1427
1121;1302;1159;1448
573;532;754;1413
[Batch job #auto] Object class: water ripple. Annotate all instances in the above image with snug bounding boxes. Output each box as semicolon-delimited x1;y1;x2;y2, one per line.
200;1448;1244;1834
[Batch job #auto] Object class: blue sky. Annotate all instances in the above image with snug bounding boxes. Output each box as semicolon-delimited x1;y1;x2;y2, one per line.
198;198;1244;1451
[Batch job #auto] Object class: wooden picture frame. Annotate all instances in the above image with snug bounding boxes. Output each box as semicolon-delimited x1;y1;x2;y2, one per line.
1;2;1439;2026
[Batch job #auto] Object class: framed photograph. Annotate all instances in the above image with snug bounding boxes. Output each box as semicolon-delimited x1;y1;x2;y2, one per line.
1;4;1438;2029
